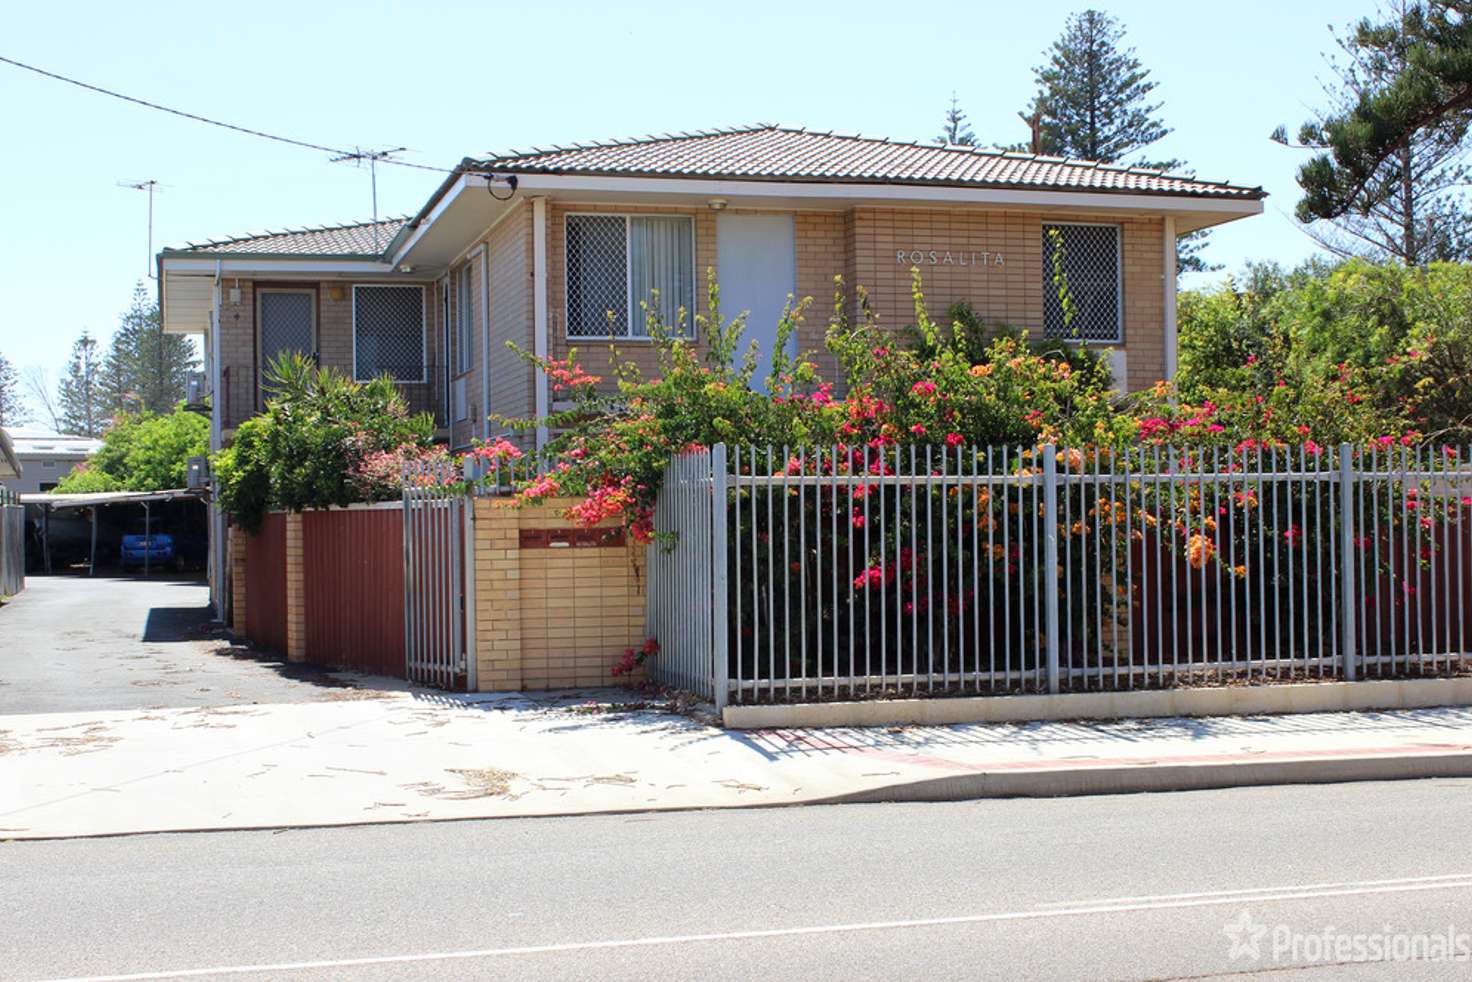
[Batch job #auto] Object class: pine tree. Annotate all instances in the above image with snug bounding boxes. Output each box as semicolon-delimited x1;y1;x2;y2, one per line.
0;352;25;427
1024;10;1169;163
102;282;198;417
1022;10;1215;273
58;331;105;437
937;93;977;146
1277;1;1472;263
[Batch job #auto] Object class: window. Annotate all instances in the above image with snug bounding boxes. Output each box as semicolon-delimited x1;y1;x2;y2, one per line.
1042;223;1122;343
258;290;315;368
353;285;426;382
453;264;474;376
566;215;695;338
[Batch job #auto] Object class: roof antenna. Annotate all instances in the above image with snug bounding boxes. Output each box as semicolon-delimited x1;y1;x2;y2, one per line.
117;179;164;278
330;147;407;252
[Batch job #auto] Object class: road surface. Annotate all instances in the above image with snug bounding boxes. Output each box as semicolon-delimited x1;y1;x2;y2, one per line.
0;576;373;714
5;778;1471;980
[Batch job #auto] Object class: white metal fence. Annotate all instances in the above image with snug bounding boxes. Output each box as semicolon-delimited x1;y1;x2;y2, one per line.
1;491;23;597
646;447;728;699
402;460;473;690
647;442;1472;706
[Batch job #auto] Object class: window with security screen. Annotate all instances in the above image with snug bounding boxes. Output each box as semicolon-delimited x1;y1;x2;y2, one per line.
566;215;695;339
353;285;425;382
1042;224;1122;342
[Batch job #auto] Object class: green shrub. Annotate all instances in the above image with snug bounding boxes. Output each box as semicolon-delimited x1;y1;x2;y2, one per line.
1175;258;1472;437
54;406;208;493
213;354;435;532
503;269;1131;538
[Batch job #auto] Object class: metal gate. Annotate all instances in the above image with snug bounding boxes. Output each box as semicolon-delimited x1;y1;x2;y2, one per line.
645;446;728;707
402;461;475;690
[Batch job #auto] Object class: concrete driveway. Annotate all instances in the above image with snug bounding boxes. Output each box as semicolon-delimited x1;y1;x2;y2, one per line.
0;575;370;715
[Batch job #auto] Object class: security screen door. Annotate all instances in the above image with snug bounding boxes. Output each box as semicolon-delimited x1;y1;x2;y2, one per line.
258;290;316;389
716;214;796;391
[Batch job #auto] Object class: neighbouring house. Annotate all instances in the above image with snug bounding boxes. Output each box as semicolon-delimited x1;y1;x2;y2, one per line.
0;427;103;495
155;124;1265;615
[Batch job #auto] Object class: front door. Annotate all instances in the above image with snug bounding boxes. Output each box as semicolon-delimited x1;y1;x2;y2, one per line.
257;289;316;398
716;214;796;391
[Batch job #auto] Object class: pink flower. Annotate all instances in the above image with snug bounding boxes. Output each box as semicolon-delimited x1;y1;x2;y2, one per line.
911;380;937;398
944;432;964;447
910;423;927;436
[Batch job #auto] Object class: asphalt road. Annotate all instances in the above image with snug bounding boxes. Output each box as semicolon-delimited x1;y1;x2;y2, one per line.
0;576;363;714
5;779;1472;981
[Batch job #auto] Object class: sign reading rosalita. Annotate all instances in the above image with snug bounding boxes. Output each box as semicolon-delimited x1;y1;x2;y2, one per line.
896;249;1005;267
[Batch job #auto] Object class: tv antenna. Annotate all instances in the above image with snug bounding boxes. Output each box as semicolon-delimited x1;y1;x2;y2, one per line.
118;179;163;278
330;147;406;251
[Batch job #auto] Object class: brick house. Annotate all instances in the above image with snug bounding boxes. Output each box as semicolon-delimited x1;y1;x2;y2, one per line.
157;125;1263;613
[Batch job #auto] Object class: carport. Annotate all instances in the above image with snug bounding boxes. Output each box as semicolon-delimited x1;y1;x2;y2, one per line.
20;488;207;576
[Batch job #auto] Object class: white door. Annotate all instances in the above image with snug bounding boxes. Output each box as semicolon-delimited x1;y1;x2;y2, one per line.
716;214;796;391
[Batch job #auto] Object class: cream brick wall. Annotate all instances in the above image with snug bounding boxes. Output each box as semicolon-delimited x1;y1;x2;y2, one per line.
229;525;248;636
531;202;1170;398
486;202;535;445
848;207;1167;392
284;512;306;663
472;496;646;691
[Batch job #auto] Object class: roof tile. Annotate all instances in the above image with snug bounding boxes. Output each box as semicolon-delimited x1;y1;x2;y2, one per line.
475;125;1262;199
166;217;409;257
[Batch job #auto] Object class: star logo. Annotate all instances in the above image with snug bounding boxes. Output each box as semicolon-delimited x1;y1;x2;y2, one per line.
1223;910;1269;960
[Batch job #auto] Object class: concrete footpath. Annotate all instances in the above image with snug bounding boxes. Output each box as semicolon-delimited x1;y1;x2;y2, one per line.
5;688;1472;839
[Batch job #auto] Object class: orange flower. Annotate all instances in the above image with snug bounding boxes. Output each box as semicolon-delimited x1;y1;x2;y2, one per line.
970;363;994;378
1187;533;1215;570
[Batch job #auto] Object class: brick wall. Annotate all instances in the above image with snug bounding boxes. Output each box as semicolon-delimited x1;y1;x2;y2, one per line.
532;202;1170;398
229;525;248;635
486;202;535;444
284;512;306;662
472;496;646;691
847;207;1166;391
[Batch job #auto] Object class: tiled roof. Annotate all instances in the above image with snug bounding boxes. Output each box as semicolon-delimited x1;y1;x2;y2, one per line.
164;217;410;257
475;125;1263;199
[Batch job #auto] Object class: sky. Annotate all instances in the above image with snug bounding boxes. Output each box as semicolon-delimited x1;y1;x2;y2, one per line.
1;0;1363;423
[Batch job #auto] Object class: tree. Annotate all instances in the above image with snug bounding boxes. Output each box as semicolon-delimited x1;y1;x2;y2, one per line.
1024;10;1169;163
21;368;60;432
0;352;25;427
937;92;977;146
53;406;209;493
57;331;105;437
1022;10;1215;272
1276;1;1472;264
102;282;198;417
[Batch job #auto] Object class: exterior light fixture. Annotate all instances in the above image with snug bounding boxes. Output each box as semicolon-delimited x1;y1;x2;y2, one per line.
707;198;728;211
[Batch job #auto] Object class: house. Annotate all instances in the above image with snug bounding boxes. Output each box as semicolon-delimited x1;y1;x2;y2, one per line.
155;125;1264;614
0;428;103;495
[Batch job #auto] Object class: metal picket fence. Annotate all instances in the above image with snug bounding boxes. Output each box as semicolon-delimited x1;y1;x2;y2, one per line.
646;442;1472;707
402;459;473;689
645;447;728;698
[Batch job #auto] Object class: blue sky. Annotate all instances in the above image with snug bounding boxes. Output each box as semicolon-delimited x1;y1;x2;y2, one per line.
2;0;1356;420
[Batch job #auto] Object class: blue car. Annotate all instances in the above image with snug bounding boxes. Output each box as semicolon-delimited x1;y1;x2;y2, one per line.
120;519;175;572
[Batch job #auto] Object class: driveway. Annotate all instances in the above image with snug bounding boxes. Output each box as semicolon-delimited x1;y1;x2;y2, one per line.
0;576;371;715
